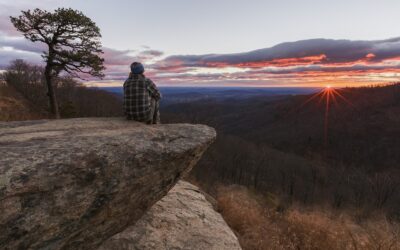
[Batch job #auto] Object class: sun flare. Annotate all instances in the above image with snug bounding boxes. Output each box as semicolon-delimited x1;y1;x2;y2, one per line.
296;85;355;151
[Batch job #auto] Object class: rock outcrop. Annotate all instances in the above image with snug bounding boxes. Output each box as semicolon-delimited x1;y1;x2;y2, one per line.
0;118;216;250
99;181;242;250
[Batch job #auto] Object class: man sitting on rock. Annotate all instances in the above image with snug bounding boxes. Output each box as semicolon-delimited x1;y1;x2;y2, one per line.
123;62;161;124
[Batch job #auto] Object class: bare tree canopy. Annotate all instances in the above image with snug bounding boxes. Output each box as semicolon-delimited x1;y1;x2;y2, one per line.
10;8;105;118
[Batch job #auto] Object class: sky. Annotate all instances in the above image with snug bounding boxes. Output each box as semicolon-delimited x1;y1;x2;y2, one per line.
1;0;400;87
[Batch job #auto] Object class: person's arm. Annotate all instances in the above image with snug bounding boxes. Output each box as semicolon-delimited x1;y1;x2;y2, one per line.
122;79;128;115
146;78;161;100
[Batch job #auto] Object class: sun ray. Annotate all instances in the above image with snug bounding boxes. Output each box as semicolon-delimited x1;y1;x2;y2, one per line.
331;88;355;108
292;85;358;157
299;89;325;108
329;90;339;107
324;88;331;150
318;90;328;104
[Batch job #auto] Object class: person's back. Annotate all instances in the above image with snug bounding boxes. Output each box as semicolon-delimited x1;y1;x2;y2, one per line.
123;62;161;123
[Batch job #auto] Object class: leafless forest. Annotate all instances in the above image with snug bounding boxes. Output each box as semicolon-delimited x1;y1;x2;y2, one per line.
2;59;122;119
162;84;400;220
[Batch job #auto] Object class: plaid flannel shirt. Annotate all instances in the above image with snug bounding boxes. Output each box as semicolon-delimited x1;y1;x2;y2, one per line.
123;74;161;122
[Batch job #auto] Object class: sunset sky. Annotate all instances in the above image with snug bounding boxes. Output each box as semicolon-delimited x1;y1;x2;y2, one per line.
1;0;400;87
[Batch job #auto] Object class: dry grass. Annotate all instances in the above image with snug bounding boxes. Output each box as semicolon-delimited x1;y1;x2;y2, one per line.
0;84;47;121
216;185;400;250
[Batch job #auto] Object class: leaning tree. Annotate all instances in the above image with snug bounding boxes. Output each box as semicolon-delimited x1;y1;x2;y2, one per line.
10;8;105;118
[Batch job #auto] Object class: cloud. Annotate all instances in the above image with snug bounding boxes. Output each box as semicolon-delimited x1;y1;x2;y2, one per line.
139;49;164;58
0;30;163;79
2;31;400;87
0;48;42;69
0;36;46;53
144;38;400;86
155;38;400;70
102;48;136;66
101;48;164;80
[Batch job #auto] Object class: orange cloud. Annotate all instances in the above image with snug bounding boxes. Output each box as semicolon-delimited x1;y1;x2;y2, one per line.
366;53;376;59
204;54;328;68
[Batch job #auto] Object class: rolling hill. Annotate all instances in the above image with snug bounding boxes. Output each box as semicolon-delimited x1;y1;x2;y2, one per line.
162;84;400;171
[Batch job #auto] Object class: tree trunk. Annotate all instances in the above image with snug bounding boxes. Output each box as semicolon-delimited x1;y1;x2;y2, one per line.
44;64;60;119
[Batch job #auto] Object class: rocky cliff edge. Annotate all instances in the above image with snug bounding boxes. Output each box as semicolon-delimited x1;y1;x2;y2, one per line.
99;181;241;250
0;118;218;249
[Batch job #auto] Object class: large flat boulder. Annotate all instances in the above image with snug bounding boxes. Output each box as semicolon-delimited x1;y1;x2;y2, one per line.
99;181;242;250
0;118;216;250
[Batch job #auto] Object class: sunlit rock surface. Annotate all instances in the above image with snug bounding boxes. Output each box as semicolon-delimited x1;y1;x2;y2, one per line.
99;181;242;250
